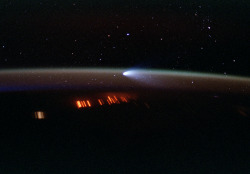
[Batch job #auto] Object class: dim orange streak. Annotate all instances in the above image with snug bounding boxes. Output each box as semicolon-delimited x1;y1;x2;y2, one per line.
98;99;103;105
120;97;128;103
107;99;111;105
113;96;120;103
83;101;87;107
101;99;104;105
87;100;91;107
111;98;115;103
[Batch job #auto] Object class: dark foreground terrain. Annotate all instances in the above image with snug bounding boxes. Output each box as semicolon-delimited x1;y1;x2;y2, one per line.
0;89;250;173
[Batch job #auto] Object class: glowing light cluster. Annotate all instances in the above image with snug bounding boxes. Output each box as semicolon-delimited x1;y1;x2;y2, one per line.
76;95;129;109
107;96;120;105
76;100;92;108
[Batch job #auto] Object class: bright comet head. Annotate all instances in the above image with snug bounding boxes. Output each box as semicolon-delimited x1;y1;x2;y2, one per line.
123;70;141;77
123;71;133;76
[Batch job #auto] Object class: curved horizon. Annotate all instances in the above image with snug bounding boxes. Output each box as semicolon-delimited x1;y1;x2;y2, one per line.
0;68;250;93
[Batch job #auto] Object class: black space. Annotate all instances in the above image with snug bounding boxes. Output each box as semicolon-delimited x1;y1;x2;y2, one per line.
0;0;249;76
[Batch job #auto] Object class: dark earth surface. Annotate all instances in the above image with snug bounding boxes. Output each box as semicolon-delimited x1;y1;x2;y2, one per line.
0;70;250;173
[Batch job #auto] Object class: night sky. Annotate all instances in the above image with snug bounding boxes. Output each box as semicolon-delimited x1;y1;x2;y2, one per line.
0;0;249;76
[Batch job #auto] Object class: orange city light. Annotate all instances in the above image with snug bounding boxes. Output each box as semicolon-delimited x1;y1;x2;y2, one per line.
76;94;132;108
76;101;82;108
107;96;113;104
107;99;111;105
113;96;120;103
87;100;91;107
120;97;128;103
76;100;92;108
98;99;104;105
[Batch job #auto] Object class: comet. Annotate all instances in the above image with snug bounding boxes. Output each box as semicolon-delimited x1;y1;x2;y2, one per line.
123;71;135;76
